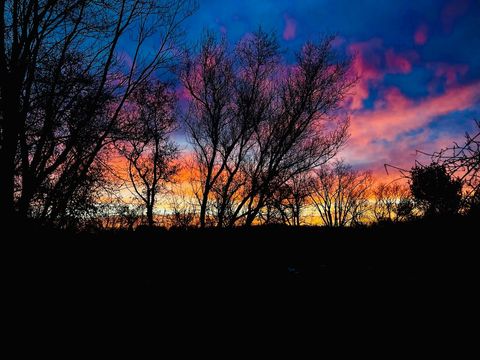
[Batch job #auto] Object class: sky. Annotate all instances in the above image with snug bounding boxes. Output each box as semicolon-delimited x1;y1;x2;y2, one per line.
178;0;480;181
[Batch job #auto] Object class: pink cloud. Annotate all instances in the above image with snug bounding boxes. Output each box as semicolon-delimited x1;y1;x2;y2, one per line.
432;63;469;87
345;39;420;110
385;49;417;74
362;127;471;185
347;39;384;110
373;87;413;111
348;39;383;77
414;24;428;45
342;81;480;174
283;14;297;41
351;82;480;144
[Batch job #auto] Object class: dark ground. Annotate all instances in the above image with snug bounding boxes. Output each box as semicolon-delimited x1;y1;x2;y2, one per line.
7;216;477;295
4;216;479;337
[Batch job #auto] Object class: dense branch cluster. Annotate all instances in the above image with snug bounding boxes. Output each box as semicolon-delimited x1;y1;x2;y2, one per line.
426;120;479;212
180;31;352;227
0;0;194;227
1;2;477;229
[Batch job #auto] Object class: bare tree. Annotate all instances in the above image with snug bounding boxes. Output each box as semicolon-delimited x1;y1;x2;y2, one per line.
181;31;353;227
165;184;198;229
386;120;479;217
372;182;412;222
211;30;281;227
117;81;178;227
180;33;236;227
260;172;313;226
421;120;479;213
95;201;144;230
310;160;372;227
0;0;195;225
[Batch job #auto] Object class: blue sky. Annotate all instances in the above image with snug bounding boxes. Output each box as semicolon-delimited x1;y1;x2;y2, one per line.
178;0;480;176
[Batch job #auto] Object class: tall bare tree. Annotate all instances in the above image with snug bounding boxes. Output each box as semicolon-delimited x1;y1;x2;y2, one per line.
117;81;178;227
0;0;195;225
181;31;353;227
180;33;235;227
211;30;281;227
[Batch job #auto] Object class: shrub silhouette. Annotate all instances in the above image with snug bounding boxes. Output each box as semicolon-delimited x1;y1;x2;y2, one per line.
396;198;415;221
410;163;462;216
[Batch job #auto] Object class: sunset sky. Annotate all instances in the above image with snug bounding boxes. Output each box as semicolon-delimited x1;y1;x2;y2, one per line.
175;0;480;181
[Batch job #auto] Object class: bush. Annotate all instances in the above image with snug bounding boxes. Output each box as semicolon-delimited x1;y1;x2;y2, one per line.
410;163;462;216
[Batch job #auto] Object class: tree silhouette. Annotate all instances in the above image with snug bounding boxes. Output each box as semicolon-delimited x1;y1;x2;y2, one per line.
372;183;413;222
420;120;479;215
180;33;236;227
180;30;353;227
310;160;371;227
260;172;313;226
116;81;178;227
410;163;462;216
0;0;195;225
385;120;479;219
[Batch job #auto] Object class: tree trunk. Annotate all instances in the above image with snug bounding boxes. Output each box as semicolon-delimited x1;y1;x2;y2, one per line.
0;133;17;222
199;181;213;228
0;96;21;224
146;205;154;227
199;194;208;228
18;168;35;218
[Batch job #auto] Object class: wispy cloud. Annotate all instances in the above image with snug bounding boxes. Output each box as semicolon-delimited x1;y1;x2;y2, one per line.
414;24;428;45
344;81;480;176
283;14;297;41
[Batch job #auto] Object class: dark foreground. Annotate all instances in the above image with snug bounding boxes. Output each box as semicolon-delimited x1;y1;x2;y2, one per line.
7;216;477;298
5;217;476;350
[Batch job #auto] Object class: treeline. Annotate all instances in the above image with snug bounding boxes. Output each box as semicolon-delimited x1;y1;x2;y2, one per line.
1;1;478;230
0;0;195;227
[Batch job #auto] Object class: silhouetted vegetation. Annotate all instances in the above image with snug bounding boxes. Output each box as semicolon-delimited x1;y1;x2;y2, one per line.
419;120;479;215
179;30;352;227
372;183;413;222
310;160;372;226
1;2;479;300
386;119;479;219
115;81;179;227
410;163;462;216
4;2;476;230
9;216;477;297
0;0;196;226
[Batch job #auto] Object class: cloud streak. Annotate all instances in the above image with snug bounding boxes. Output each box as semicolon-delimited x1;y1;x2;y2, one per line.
283;14;297;41
344;81;480;177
